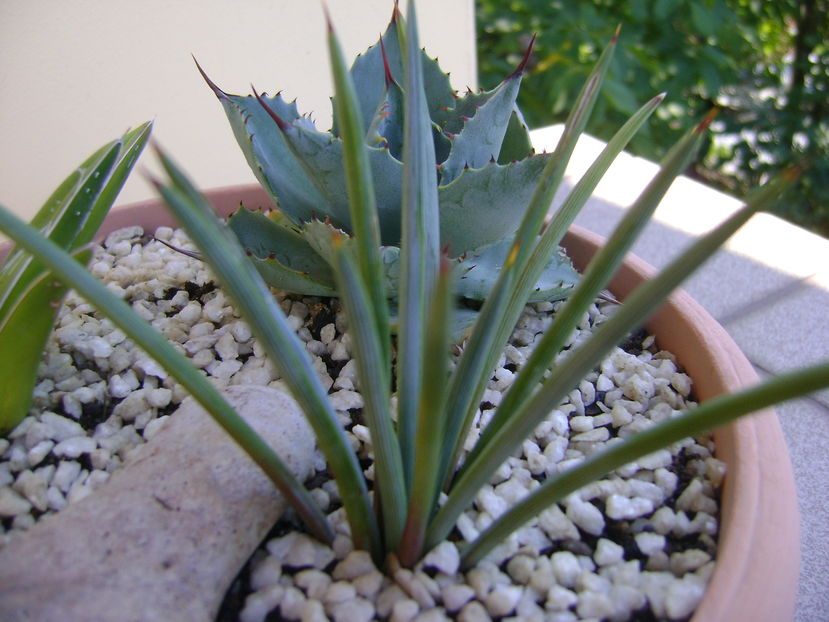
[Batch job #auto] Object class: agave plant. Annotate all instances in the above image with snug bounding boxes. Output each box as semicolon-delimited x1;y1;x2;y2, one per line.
194;6;579;307
1;1;826;576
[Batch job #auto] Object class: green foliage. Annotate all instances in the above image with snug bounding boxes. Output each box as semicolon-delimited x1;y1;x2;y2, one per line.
704;0;829;236
477;0;829;236
0;122;152;435
3;2;827;573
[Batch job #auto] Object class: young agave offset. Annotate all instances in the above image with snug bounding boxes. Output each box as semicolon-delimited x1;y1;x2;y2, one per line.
196;5;579;305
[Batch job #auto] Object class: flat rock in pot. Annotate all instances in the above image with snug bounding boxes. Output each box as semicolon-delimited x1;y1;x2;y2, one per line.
0;385;318;622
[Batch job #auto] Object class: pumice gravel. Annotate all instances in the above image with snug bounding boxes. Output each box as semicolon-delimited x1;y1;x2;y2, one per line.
0;225;724;621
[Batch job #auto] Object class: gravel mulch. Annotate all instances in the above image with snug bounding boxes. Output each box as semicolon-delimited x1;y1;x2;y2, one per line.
0;225;724;621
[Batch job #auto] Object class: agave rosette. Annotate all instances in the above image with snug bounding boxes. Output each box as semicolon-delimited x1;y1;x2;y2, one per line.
197;10;578;304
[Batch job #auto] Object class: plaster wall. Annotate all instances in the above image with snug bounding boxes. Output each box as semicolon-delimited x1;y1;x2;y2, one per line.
0;0;477;220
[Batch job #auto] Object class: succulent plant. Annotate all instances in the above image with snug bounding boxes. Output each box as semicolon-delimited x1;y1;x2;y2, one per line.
196;8;579;305
2;1;826;578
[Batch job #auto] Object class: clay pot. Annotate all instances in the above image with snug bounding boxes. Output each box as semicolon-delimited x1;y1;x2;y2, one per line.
3;184;799;620
563;225;799;622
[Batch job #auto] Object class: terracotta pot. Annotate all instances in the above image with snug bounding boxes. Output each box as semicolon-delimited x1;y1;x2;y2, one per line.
562;226;799;622
5;184;799;620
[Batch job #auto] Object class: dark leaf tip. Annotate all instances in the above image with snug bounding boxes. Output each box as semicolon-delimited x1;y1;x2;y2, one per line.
193;56;228;100
696;108;719;134
321;3;334;33
379;37;399;88
508;33;536;80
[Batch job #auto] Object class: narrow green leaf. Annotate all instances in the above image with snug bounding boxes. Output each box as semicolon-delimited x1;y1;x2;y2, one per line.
462;357;829;567
0;249;90;433
399;256;454;566
329;237;406;550
76;121;154;242
467;94;685;469
427;165;794;549
446;87;663;446
437;30;620;488
523;93;666;291
396;0;442;486
0;204;333;543
0;122;152;433
154;148;381;557
0;143;118;321
327;15;391;375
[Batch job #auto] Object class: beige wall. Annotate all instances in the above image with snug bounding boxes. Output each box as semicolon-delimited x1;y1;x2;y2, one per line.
0;1;476;221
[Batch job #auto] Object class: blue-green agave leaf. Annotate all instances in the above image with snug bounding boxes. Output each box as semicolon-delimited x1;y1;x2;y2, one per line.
432;123;453;165
266;119;354;231
456;237;578;302
227;208;336;295
433;88;491;136
497;107;534;164
301;218;350;265
366;84;405;159
364;41;405;160
334;7;455;138
437;153;553;255
261;115;406;246
197;61;333;225
438;42;533;184
440;86;520;185
303;219;402;296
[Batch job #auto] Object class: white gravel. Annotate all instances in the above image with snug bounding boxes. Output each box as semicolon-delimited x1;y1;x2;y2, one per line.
0;225;724;621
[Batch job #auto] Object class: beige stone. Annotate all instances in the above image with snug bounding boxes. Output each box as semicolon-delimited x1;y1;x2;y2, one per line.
0;385;318;622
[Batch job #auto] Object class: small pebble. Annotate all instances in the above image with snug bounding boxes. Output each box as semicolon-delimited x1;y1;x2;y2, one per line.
52;437;97;459
635;532;667;556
